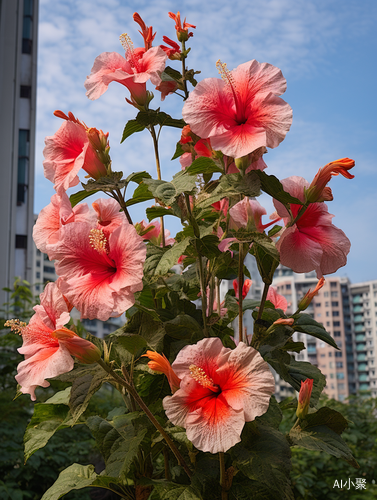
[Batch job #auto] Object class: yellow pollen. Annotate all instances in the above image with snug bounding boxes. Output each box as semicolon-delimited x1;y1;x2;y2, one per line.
89;228;108;254
216;59;237;91
189;364;219;391
119;33;134;53
5;319;27;335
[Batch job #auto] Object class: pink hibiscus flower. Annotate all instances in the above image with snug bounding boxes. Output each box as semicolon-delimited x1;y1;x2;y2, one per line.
43;111;109;195
182;59;292;158
266;286;288;312
274;176;351;278
6;283;100;401
33;192;91;254
136;220;175;246
49;210;146;321
163;338;275;453
84;35;167;105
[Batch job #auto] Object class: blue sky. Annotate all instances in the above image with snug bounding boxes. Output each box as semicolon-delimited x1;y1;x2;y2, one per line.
35;0;377;284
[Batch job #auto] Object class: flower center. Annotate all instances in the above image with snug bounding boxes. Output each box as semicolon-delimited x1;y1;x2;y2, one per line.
89;228;109;254
119;33;142;72
4;319;27;335
189;364;220;393
216;59;244;124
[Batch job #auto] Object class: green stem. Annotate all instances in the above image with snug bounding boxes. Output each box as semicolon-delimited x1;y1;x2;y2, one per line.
181;41;189;100
287;202;309;228
149;125;165;247
257;282;270;321
238;243;244;343
219;452;228;500
163;447;172;481
112;188;133;224
197;255;208;337
97;358;192;478
216;278;221;317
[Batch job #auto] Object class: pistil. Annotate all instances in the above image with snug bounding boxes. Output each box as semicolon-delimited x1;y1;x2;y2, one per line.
189;364;220;392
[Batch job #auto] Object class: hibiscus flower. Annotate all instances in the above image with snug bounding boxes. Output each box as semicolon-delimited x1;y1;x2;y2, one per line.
43;111;109;195
182;59;292;158
274;176;351;278
163;337;275;453
48;206;146;321
6;283;100;400
266;286;288;312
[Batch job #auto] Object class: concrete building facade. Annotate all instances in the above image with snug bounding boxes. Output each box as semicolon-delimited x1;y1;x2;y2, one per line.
0;0;39;312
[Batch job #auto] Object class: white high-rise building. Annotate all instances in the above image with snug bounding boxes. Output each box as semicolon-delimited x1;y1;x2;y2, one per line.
0;0;39;312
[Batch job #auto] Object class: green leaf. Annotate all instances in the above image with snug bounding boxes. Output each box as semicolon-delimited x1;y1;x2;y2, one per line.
164;66;183;82
122;311;166;351
292;313;339;349
24;404;71;461
185;157;223;175
125;182;154;207
155;238;191;275
69;364;109;424
303;407;349;434
136;110;185;129
121;119;146;143
40;463;127;500
44;387;71;405
289;424;359;468
82;171;127;192
230;423;293;499
171;141;185;160
250;236;280;285
117;334;148;355
164;314;203;340
124;170;152;184
152;483;203;500
171;170;197;195
256;170;303;206
143;179;176;204
146;206;176;221
70;189;97;208
255;396;283;429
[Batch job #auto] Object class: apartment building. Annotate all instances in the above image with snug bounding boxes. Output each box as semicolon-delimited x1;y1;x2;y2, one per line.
0;0;39;310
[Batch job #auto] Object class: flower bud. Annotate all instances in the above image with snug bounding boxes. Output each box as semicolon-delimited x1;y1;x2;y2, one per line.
298;278;325;311
305;158;355;203
143;350;181;393
296;378;313;419
52;327;101;364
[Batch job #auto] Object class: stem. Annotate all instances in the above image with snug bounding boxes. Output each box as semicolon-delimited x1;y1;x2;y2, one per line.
216;278;221;317
238;243;244;343
181;40;189;100
257;282;270;321
112;188;133;224
287;202;309;228
219;452;228;500
208;275;215;317
149;125;165;247
97;359;192;478
163;447;172;481
197;255;208;337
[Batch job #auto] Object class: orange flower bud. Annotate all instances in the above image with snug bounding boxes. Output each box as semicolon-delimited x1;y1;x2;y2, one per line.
305;158;355;203
52;327;101;364
143;350;181;393
296;378;313;419
273;318;294;326
298;277;325;311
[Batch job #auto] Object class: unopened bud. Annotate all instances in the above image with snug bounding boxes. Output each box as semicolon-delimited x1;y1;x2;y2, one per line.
296;379;313;419
298;278;325;311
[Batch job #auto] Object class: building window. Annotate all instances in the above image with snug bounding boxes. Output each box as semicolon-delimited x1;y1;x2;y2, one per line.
20;85;32;98
36;249;41;256
22;0;34;54
331;301;339;307
17;129;30;204
43;266;55;274
330;282;337;288
335;352;342;358
333;321;340;327
336;372;344;379
286;284;291;290
336;362;343;368
331;291;338;297
334;331;341;337
36;272;40;279
324;291;329;297
36;261;40;267
315;303;321;307
332;311;340;317
326;311;329;317
15;234;27;249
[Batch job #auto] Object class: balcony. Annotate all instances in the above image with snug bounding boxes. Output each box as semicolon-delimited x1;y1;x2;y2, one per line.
357;363;368;372
359;383;369;390
353;305;363;313
352;296;362;304
356;334;365;342
356;344;366;351
355;325;365;333
357;354;366;361
354;314;364;323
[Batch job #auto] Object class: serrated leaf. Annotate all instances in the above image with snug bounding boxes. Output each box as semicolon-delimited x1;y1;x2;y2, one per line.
289;424;359;468
82;171;127;192
171;170;197;195
24;403;71;461
70;189;97;208
69;363;108;424
117;334;148;355
256;170;303;206
121;119;146;143
164;314;203;340
185;157;223;175
292;313;339;349
155;238;191;275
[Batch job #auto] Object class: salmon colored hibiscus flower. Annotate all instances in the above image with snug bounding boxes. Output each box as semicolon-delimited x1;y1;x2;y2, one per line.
6;283;100;401
266;286;288;312
48;207;146;321
274;176;351;278
43;111;109;195
182;59;292;158
163;338;275;453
